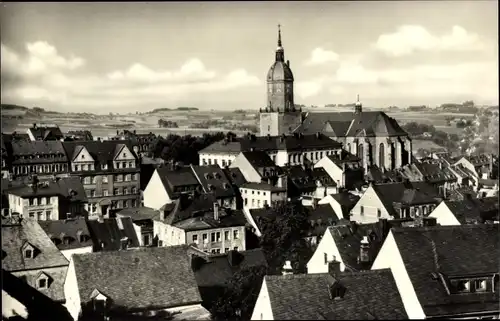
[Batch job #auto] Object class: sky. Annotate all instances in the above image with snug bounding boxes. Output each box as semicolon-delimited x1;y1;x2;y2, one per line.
0;1;498;113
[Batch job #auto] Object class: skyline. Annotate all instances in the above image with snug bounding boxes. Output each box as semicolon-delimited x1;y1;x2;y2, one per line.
0;1;498;113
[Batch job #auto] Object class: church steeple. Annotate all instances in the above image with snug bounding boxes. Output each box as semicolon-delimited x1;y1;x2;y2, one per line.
355;94;363;114
276;24;285;62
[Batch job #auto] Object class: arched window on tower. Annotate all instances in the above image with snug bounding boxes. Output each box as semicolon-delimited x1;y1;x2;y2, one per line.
379;143;385;169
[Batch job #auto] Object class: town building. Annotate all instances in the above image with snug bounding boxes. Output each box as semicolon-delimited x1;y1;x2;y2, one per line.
428;196;499;225
26;123;64;141
154;194;247;253
240;180;288;210
257;28;411;171
65;130;94;141
372;224;500;319
6;177;88;220
85;216;140;252
283;165;337;199
250;266;408;320
62;140;141;219
38;218;93;260
116;206;160;247
10;141;70;177
230;150;282;183
350;181;442;224
190;164;239;209
2;219;69;305
64;245;210;321
318;191;360;220
314;150;365;190
112;130;159;157
1;135;9;179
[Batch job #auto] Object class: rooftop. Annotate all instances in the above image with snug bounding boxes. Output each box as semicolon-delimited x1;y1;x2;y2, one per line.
38;218;93;251
85;217;140;251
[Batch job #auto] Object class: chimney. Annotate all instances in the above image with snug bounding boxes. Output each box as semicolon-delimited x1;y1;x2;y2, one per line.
422;217;437;227
327;279;346;300
286;60;290;67
378;218;389;237
213;202;220;221
359;236;370;263
328;259;341;277
282;260;293;275
33;123;37;129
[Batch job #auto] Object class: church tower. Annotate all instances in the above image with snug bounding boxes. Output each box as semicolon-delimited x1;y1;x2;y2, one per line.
259;25;302;136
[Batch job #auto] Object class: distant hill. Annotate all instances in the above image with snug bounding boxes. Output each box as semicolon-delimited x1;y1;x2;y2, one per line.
148;107;199;113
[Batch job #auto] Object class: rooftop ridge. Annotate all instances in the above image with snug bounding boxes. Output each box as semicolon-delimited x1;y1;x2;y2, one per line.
265;268;392;281
392;223;498;233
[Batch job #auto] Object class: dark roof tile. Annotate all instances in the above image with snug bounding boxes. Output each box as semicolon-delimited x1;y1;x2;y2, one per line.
38;218;93;251
85;217;140;251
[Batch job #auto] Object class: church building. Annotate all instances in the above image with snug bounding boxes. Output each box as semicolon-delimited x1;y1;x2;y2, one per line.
259;27;412;171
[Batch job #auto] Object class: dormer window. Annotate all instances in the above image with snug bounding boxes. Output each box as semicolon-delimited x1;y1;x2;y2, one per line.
24;249;33;258
451;279;470;293
36;272;50;289
38;278;47;289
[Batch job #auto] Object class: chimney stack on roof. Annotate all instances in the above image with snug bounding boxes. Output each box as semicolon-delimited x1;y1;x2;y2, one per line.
213;202;220;221
282;260;293;276
359;236;370;263
327;258;341;277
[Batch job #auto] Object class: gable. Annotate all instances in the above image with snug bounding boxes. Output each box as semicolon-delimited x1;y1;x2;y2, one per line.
90;289;108;301
73;146;94;163
114;144;135;161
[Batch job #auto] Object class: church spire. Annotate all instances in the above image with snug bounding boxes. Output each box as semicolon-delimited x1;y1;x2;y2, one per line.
355;94;363;114
275;24;285;62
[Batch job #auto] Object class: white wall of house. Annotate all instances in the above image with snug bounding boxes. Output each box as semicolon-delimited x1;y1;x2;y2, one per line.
242;207;261;237
428;202;460;226
143;170;171;210
307;229;346;274
199;152;237;168
371;231;426;320
64;259;81;321
454;158;479;177
153;220;186;247
186;226;246;253
132;222;143;246
314;157;344;187
251;279;274;320
315;186;338;199
61;246;93;261
350;186;392;224
241;187;272;209
2;290;29;319
230;154;262;183
8;194;60;220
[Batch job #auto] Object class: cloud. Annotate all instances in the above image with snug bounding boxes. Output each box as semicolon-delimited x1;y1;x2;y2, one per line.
374;25;485;57
305;47;339;66
0;41;260;110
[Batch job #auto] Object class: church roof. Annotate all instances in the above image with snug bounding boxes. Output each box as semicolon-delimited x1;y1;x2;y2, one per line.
267;61;294;82
295;111;408;137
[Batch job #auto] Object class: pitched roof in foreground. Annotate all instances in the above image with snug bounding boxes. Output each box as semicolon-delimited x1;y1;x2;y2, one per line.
72;245;203;310
264;269;408;320
443;196;499;224
391;224;500;317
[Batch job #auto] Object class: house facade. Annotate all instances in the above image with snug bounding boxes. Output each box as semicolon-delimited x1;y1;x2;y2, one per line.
10;141;70;178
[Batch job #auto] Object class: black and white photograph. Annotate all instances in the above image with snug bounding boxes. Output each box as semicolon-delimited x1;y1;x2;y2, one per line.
1;1;499;320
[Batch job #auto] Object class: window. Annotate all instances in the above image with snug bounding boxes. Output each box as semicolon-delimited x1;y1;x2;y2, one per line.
216;232;221;242
29;212;35;219
377;209;382;218
222;160;226;167
192;234;198;243
102;164;108;170
29;198;34;206
224;231;230;241
116;175;123;182
91;204;97;213
102;176;108;183
203;233;208;243
38;278;47;289
233;230;239;240
453;280;471;293
123;188;129;195
474;280;487;292
90;190;96;197
132;187;137;194
46;211;52;220
233;246;239;251
25;249;33;258
125;174;131;182
75;165;79;171
360;206;364;216
92;176;97;184
46;197;51;204
215;248;221;254
324;253;328;264
211;233;216;243
114;188;119;195
37;212;43;221
103;190;109;196
122;162;127;169
116;162;120;169
83;177;91;184
132;174;137;181
117;201;122;208
224;247;229;253
129;162;133;168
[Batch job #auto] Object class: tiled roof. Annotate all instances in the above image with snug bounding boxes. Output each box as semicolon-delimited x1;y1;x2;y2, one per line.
2;269;73;320
155;166;201;199
72;245;203;310
38;218;93;251
222;167;247;186
11;141;68;164
371;181;441;217
240;182;286;192
264;269;408;320
191;165;236;199
28;125;64;141
282;166;336;194
414;162;457;183
6;177;87;202
115;206;160;221
323;120;352;137
464;154;490;167
1;219;69;271
295;111;408;138
391;224;500;317
443;196;499;224
200;134;342;154
241;151;276;168
62;140;138;169
193;248;268;289
85;217;140;251
326;149;361;167
330;192;360;219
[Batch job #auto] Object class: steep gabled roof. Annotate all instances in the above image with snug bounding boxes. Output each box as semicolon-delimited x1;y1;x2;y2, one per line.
443;196;499;224
155;166;201;198
191;165;236;199
62;140;138;167
85;217;140;251
222;167;247;186
1;219;69;271
264;269;408;320
38;218;93;251
72;245;203;310
391;224;499;317
240;151;276;169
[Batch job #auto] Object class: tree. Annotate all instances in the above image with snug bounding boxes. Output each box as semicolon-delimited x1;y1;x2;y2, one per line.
210;265;268;320
258;201;312;275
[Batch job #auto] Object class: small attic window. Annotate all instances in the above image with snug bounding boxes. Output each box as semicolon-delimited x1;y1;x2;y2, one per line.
450;279;471;293
36;272;50;289
81;154;85;159
38;278;47;289
24;249;33;259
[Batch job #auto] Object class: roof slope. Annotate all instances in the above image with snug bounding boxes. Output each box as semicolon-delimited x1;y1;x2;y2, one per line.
444;196;499;224
191;165;236;199
6;177;87;202
265;269;408;320
72;245;203;309
86;217;140;251
1;219;69;271
38;218;93;251
392;224;499;317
